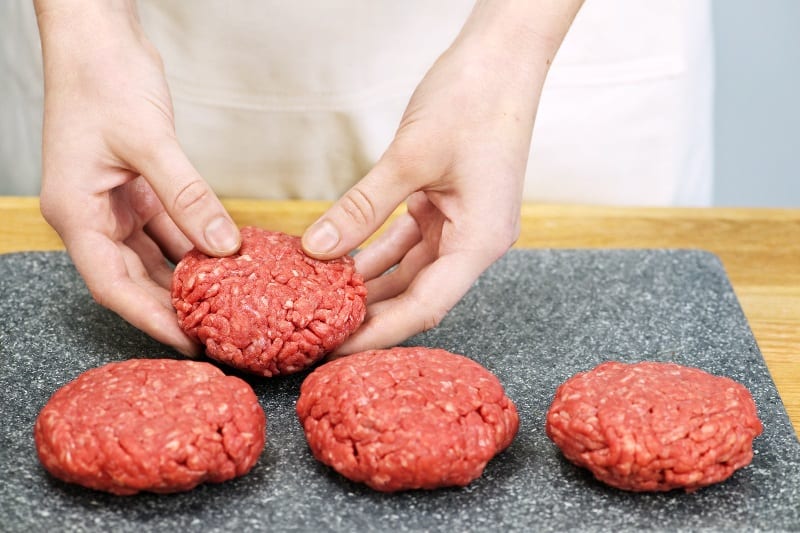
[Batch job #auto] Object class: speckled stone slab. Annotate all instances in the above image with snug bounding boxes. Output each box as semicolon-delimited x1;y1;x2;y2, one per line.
1;250;798;532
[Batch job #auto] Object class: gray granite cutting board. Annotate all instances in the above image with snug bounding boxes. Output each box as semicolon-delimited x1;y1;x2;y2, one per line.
1;250;798;533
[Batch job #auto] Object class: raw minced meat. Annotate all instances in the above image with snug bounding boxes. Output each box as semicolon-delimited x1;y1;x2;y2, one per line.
545;361;763;492
34;359;266;495
172;227;367;376
296;347;519;492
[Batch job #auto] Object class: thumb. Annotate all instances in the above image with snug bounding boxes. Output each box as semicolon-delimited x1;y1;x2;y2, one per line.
302;158;417;260
135;136;240;257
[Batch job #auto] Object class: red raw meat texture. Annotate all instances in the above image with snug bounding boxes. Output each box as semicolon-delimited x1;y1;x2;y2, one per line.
172;227;367;376
297;347;519;492
546;360;763;492
34;359;266;495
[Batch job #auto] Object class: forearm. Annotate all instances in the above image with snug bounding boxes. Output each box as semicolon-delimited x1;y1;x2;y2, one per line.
34;0;164;136
34;0;139;25
456;0;583;84
35;0;148;68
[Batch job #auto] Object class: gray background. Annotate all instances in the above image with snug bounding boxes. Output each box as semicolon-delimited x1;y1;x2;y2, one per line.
713;0;800;207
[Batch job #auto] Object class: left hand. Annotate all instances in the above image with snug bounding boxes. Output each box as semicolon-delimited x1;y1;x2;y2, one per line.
302;1;581;354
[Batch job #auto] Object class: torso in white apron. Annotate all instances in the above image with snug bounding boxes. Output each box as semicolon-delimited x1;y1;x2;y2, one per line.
1;0;712;206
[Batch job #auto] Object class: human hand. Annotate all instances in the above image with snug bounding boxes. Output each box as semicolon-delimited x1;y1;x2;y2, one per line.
35;0;240;356
302;1;582;354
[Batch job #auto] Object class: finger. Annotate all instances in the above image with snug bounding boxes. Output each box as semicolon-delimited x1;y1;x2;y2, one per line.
301;155;419;260
145;210;194;264
354;212;421;281
66;231;201;357
130;135;240;257
123;230;174;290
121;176;193;264
333;250;491;356
365;240;435;305
111;278;200;357
115;241;176;311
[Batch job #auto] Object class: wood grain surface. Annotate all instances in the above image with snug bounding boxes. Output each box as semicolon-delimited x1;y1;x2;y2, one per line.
1;196;798;437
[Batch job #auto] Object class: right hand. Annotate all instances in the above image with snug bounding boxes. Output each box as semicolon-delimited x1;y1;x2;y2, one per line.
35;1;240;356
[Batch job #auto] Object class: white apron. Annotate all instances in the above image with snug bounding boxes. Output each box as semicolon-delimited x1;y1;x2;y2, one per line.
0;0;713;206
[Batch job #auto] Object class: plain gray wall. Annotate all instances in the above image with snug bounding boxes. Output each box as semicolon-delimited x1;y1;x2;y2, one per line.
713;0;800;207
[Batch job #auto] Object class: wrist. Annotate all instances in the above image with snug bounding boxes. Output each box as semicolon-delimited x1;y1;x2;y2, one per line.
34;0;138;21
35;0;161;93
35;0;147;59
455;0;583;79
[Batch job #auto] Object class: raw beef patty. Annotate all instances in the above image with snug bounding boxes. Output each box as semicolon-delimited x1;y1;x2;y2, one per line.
545;361;763;492
34;359;266;495
172;227;367;376
296;347;519;492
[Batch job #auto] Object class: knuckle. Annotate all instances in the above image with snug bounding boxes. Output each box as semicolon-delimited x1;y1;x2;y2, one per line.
383;133;448;182
496;227;519;258
38;190;59;227
339;186;377;227
39;183;73;234
421;307;448;332
486;240;513;263
481;219;520;262
126;132;170;161
382;144;424;181
504;218;522;249
410;292;450;333
86;281;111;310
172;179;212;214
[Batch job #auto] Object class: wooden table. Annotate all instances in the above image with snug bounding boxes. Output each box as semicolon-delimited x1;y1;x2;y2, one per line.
2;196;798;437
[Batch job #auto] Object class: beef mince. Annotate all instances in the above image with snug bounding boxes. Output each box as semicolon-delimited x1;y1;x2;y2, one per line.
546;361;763;492
172;227;367;376
34;359;266;495
296;347;519;492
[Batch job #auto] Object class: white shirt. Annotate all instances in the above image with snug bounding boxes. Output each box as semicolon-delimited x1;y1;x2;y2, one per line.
0;0;712;205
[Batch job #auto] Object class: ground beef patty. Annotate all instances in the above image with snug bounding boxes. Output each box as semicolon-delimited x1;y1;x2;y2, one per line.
545;361;763;492
172;227;367;376
34;359;266;495
296;347;519;492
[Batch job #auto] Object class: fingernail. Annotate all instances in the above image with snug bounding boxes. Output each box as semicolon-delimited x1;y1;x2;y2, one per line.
204;217;239;254
304;219;340;254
